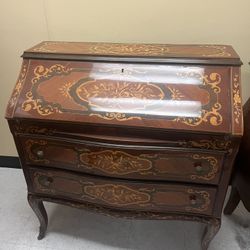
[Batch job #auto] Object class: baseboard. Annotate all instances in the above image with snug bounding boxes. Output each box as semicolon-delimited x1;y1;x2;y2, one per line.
0;156;21;168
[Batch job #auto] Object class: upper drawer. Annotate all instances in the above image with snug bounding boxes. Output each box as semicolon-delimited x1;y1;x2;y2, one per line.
6;59;243;135
19;135;224;184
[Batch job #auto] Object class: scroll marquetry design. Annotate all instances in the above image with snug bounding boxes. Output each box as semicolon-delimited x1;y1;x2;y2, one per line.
231;68;243;135
190;155;218;181
6;61;29;118
178;102;222;126
15;124;56;135
175;73;222;126
178;139;232;152
22;90;63;116
31;64;72;84
83;184;151;206
232;73;242;125
92;112;133;121
80;150;152;175
185;189;211;212
22;64;74;116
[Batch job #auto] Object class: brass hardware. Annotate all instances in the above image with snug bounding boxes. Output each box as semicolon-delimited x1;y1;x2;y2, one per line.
36;150;44;158
195;162;203;173
189;195;197;205
40;176;53;187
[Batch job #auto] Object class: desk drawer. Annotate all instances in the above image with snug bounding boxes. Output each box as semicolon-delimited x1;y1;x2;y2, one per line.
20;136;224;184
29;167;216;216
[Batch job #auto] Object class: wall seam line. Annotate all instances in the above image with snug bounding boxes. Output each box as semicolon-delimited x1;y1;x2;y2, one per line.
42;0;50;40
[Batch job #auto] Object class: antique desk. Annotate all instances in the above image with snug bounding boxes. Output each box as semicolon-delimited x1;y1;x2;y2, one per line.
5;42;243;250
224;98;250;214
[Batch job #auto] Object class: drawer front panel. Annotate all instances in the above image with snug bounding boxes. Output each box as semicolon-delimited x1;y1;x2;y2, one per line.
29;168;216;216
21;136;224;184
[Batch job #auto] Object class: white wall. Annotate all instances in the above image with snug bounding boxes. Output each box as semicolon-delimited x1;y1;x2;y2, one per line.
1;0;250;156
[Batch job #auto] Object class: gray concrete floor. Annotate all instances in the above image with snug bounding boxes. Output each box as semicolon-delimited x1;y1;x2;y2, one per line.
0;168;249;250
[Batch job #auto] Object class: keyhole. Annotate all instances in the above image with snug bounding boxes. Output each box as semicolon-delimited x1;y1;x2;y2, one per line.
121;68;124;73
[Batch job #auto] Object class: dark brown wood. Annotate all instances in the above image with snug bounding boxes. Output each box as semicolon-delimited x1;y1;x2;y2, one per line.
5;42;243;250
29;167;216;215
224;97;250;214
28;194;48;240
5;59;238;134
22;41;242;66
19;135;224;184
202;217;221;250
22;53;242;67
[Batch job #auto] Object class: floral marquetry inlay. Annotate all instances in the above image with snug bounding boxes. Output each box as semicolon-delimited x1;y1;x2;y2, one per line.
83;184;151;206
89;44;171;56
27;42;233;58
168;87;185;100
73;80;165;121
178;139;232;152
80;150;152;175
232;73;242;124
75;81;165;105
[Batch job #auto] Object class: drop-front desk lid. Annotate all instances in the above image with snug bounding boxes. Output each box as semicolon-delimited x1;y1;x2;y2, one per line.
6;42;243;135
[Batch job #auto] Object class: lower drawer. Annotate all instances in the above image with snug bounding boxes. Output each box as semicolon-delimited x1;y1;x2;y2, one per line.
29;167;216;216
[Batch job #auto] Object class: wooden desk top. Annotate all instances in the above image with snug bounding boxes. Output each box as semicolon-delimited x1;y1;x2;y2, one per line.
23;41;242;65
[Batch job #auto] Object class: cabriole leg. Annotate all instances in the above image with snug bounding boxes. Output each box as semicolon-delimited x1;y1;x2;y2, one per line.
202;218;221;250
28;194;48;240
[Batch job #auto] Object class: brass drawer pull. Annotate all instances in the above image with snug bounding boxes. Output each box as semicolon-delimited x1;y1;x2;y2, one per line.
189;194;197;205
194;162;203;173
40;176;53;187
36;150;44;159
